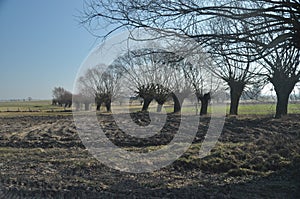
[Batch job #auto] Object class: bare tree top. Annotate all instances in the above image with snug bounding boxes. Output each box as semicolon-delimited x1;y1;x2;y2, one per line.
82;0;300;52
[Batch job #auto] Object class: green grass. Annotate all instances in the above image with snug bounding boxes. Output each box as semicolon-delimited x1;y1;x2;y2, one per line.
134;102;300;115
1;100;300;116
0;100;53;111
236;103;300;115
0;100;72;116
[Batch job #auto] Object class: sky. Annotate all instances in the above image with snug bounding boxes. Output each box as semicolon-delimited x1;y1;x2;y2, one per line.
0;0;103;100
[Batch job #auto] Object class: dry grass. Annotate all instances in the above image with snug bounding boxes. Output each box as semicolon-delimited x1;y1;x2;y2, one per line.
0;113;299;197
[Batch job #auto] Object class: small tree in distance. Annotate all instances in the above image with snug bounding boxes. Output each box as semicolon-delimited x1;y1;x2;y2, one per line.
52;87;72;108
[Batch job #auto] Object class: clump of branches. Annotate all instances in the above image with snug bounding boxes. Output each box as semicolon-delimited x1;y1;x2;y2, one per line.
52;87;72;108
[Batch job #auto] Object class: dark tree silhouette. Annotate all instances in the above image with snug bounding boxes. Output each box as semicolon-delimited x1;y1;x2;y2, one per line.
251;15;300;118
52;87;72;108
209;44;264;115
259;44;300;118
82;0;300;51
206;16;265;115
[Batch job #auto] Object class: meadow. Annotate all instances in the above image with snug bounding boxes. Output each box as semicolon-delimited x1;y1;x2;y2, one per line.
1;100;300;116
0;100;68;112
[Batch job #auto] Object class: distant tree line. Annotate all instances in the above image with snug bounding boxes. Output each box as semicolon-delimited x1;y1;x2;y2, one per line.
52;87;72;108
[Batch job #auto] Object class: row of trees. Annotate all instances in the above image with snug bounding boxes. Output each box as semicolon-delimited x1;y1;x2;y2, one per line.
76;47;218;115
80;0;300;118
52;86;99;111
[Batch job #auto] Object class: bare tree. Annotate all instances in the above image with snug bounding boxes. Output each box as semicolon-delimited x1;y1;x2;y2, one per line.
198;10;267;115
247;10;300;118
112;42;222;114
112;48;177;112
181;55;220;115
82;0;300;51
259;44;300;118
52;87;65;106
52;87;72;108
167;60;193;113
208;43;265;115
78;65;122;112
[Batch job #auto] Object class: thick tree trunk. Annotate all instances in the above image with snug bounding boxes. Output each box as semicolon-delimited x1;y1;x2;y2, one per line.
142;98;152;111
271;77;297;118
200;100;208;115
199;93;211;115
105;100;111;112
155;92;169;113
96;104;100;111
172;93;185;113
275;91;290;118
155;97;168;113
228;81;245;115
229;92;241;115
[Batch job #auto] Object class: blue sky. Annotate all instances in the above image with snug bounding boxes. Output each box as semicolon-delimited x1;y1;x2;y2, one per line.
0;0;102;100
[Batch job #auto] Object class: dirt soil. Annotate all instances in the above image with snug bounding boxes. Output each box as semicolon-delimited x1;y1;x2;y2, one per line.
0;113;299;198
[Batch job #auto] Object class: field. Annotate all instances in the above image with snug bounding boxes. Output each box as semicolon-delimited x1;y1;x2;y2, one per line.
0;101;299;198
1;100;300;116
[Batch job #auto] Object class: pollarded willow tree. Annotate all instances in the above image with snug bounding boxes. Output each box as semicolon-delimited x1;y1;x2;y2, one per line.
209;46;260;115
78;65;122;112
206;15;265;115
111;48;171;112
252;12;300;118
112;48;194;113
82;0;300;117
259;44;300;118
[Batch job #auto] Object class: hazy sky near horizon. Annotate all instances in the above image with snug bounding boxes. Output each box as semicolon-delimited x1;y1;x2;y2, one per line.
0;0;103;100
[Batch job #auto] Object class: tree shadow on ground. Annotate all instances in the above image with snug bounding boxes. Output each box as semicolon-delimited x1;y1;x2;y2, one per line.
1;159;299;199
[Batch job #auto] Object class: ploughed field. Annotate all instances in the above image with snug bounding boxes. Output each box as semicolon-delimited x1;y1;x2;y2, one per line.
0;113;299;198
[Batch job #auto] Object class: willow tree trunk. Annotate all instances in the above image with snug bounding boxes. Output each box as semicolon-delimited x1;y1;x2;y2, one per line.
142;98;153;111
199;93;211;115
271;76;297;118
155;96;168;112
96;104;101;111
172;93;185;113
228;81;245;115
105;100;111;112
275;91;290;118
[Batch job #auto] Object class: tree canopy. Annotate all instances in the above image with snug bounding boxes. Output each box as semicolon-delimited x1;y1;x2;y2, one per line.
81;0;300;117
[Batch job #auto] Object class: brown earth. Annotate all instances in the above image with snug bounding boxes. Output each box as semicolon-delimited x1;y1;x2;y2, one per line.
0;113;299;198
